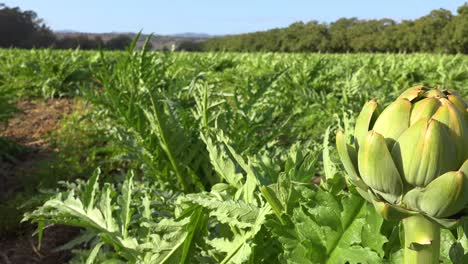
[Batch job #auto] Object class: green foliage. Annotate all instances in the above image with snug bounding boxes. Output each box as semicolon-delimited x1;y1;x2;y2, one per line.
202;3;468;53
0;46;466;262
0;91;16;123
25;134;273;263
267;187;386;263
0;49;100;98
0;3;55;48
0;100;120;235
81;45;217;192
0;84;17;159
30;130;467;263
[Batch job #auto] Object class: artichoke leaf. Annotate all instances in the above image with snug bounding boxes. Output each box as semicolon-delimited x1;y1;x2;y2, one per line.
352;185;374;203
397;86;426;101
432;99;468;165
372;99;411;149
460;159;468;176
358;131;403;203
409;97;441;126
447;94;467;113
419;170;468;218
446;90;467;111
391;118;458;187
372;199;418;221
424;88;445;98
424;215;461;229
402;187;423;212
336;130;368;190
354;100;380;149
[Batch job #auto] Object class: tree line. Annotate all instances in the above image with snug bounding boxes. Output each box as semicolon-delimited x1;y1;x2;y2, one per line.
200;3;468;53
2;2;467;53
0;3;133;50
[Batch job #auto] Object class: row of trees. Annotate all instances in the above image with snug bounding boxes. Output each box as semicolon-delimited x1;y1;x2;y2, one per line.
2;2;467;53
0;3;133;50
201;3;468;53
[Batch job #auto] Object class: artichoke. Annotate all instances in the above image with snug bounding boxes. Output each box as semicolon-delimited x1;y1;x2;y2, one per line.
336;86;467;263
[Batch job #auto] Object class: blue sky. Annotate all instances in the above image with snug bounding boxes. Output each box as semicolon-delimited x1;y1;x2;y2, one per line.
3;0;467;35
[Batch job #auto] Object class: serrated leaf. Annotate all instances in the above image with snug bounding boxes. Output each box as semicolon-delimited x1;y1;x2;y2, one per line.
323;126;338;182
182;193;263;229
147;206;207;264
119;171;134;238
269;185;387;264
202;133;243;189
84;168;101;212
212;205;271;264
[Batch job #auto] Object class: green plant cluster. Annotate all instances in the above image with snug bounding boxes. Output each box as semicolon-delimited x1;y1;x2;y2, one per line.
0;45;467;263
336;86;468;263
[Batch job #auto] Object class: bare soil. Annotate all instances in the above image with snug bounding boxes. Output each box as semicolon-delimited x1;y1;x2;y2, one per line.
0;99;80;264
0;99;74;200
0;226;79;264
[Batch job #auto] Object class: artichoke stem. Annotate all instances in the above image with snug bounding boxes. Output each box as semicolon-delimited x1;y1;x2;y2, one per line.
403;214;440;264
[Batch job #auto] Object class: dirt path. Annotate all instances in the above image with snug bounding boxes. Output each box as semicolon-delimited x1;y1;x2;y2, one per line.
0;99;80;264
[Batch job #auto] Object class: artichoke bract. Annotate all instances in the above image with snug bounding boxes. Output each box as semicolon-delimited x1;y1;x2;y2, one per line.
336;86;468;264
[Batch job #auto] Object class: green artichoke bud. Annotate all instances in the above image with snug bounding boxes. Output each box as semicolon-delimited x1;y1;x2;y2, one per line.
336;86;468;223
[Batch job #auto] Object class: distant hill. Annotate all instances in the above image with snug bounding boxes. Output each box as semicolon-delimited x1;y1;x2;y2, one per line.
54;31;213;50
169;33;213;38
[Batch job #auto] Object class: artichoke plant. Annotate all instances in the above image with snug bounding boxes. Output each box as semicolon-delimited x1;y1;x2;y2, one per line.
336;86;467;264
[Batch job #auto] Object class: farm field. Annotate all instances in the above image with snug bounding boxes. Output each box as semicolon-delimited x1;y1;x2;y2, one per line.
0;46;468;263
